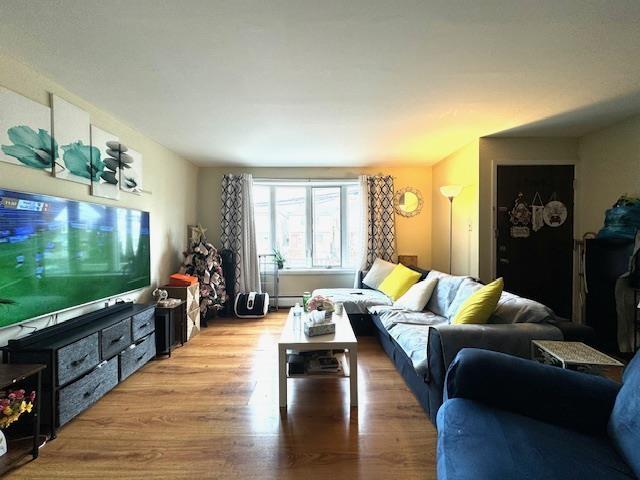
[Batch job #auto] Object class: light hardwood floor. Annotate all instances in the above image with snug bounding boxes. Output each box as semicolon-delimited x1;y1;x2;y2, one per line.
8;311;437;479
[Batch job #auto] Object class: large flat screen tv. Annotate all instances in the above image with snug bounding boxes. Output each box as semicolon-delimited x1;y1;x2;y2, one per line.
0;188;150;327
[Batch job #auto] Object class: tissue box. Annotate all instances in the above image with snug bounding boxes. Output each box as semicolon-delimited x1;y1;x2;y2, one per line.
304;321;336;337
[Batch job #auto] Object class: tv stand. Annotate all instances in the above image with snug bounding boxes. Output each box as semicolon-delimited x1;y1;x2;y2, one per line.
3;303;156;439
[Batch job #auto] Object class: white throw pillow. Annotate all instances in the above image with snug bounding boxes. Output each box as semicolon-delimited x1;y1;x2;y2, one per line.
362;258;396;289
394;278;438;311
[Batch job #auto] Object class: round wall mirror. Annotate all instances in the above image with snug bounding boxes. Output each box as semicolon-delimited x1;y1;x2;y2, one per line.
394;187;423;217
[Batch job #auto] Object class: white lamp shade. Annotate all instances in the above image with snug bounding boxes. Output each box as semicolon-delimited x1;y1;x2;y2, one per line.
440;185;463;199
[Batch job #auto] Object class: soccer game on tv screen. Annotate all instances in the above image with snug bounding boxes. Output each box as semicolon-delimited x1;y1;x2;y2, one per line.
0;189;150;327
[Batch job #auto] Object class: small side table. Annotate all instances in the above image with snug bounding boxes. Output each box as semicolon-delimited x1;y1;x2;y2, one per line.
0;364;45;475
154;301;187;357
532;340;624;379
163;284;201;337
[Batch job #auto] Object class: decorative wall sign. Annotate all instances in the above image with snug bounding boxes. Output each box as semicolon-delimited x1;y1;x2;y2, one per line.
509;193;531;225
52;95;92;184
0;87;55;171
119;146;143;194
510;226;530;238
531;192;545;232
90;126;120;200
509;193;531;238
544;200;568;227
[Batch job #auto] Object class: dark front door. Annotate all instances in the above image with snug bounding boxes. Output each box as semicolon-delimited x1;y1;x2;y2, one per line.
496;165;574;318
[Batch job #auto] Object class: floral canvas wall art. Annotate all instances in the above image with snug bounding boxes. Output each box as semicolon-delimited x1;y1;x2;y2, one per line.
0;87;56;171
51;94;93;185
90;125;120;200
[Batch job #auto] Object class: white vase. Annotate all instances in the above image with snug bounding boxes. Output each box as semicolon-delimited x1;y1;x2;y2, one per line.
0;429;7;457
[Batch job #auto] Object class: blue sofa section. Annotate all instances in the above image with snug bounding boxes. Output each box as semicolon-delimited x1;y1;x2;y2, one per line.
437;349;639;480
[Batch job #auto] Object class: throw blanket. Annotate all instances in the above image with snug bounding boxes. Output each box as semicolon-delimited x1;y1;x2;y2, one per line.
313;288;392;315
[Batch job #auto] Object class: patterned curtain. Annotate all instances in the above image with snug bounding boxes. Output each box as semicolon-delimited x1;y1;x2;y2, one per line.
359;175;397;272
220;174;261;294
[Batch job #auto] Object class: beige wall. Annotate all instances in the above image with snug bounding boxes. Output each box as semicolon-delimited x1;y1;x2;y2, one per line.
429;137;581;282
197;166;432;295
407;124;638;323
0;54;198;344
431;141;480;277
478;137;579;282
577;114;640;235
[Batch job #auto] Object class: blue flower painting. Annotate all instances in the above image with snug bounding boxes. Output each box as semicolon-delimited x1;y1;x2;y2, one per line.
1;125;57;169
0;87;55;171
61;141;103;181
51;94;92;185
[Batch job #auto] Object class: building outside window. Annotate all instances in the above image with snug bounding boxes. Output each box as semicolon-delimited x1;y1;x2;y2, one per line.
253;180;361;270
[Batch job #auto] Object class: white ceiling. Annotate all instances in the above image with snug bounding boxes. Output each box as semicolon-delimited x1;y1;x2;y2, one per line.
2;1;640;166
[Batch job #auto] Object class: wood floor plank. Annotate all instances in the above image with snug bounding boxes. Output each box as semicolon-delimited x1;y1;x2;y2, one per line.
7;311;437;479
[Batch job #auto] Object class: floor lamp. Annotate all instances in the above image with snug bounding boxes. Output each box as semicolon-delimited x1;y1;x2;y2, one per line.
440;185;463;274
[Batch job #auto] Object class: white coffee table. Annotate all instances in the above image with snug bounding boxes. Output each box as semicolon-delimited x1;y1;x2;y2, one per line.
278;308;358;408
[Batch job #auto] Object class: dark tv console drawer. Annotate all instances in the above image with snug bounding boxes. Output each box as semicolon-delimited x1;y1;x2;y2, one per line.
57;333;100;386
2;303;156;439
101;318;132;359
132;309;155;341
119;332;156;381
58;358;118;427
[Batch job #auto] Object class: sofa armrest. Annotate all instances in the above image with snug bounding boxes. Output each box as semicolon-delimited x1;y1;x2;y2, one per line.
554;320;596;345
425;323;562;418
429;322;563;369
445;348;621;435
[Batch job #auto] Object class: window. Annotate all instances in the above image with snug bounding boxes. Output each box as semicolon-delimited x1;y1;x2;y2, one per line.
253;185;272;255
275;187;307;267
253;180;361;270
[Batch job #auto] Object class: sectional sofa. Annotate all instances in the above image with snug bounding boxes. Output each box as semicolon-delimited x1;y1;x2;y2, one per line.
313;268;594;424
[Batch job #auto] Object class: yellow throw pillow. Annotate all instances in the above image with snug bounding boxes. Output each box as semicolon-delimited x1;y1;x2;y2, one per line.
452;278;504;325
378;264;422;301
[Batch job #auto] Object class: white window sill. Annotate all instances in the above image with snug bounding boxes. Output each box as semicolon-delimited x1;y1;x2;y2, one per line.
279;268;355;276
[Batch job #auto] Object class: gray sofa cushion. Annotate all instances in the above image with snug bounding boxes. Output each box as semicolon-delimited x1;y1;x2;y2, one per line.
426;271;470;317
311;288;392;314
445;277;484;320
387;323;433;378
369;305;448;328
373;311;448;378
368;305;398;329
490;291;557;324
424;272;556;324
